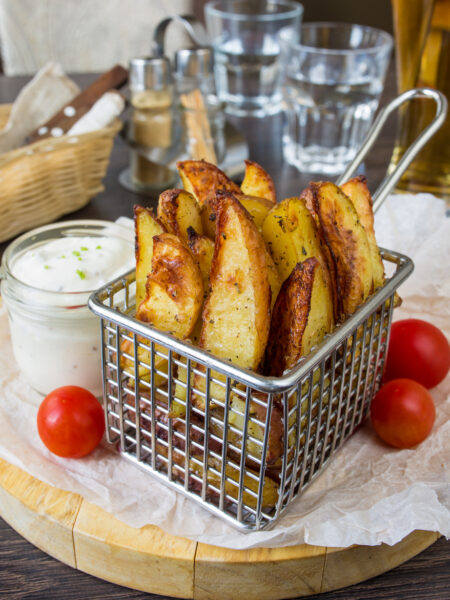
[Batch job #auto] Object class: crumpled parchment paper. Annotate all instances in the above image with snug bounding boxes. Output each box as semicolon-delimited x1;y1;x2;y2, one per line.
0;193;448;549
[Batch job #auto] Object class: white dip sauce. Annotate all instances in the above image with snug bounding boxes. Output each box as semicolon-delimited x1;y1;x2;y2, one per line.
12;236;132;292
7;235;134;396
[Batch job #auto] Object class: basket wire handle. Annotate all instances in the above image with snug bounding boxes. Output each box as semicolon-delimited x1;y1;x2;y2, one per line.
335;87;448;213
152;14;209;57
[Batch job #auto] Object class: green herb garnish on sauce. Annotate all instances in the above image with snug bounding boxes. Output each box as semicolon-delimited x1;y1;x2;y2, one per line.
76;269;86;279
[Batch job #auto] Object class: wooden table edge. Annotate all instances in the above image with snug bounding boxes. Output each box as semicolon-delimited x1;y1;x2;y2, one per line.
0;458;440;599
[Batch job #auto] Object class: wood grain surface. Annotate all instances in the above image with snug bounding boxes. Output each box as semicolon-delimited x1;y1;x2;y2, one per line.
0;69;449;600
0;458;444;600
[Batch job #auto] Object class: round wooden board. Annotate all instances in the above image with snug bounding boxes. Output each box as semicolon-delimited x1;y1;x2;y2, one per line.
0;457;438;600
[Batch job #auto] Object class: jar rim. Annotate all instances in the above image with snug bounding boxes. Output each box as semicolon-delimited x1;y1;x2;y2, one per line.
1;219;134;299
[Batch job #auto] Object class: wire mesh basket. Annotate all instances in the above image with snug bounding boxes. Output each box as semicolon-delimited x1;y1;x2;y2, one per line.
89;87;445;532
89;248;413;532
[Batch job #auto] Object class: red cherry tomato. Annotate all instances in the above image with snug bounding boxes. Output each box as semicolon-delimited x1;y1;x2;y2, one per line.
37;386;105;458
384;319;450;389
371;379;435;448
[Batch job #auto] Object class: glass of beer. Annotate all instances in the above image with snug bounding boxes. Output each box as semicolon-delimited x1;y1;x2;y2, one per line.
390;0;450;200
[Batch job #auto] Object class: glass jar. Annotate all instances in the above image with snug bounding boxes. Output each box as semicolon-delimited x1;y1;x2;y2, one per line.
0;220;134;396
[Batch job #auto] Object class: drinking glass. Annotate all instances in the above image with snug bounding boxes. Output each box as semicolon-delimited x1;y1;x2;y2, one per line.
280;22;393;175
205;0;303;117
390;0;450;201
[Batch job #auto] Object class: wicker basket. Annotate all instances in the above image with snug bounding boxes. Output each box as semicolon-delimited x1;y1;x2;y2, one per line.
0;104;122;243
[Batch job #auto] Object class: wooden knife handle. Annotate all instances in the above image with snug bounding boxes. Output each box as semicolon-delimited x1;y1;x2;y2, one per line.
27;64;128;143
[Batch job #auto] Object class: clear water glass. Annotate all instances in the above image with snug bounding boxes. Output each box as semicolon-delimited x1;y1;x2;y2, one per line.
280;23;393;175
205;0;303;117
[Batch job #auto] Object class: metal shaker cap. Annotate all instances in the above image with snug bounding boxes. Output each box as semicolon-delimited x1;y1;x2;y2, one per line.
174;47;213;79
129;56;171;91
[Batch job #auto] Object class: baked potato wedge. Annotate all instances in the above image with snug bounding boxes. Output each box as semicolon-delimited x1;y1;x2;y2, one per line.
240;159;277;204
177;159;241;205
157;188;203;242
190;456;279;509
137;233;203;340
239;195;275;231
340;176;384;290
262;196;336;318
202;193;281;307
201;191;274;236
119;336;168;388
134;205;166;307
193;191;272;408
265;258;334;376
227;392;284;467
309;181;373;318
187;228;215;294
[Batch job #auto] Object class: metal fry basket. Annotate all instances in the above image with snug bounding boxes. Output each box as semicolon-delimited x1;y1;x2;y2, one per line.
88;87;444;532
89;250;412;531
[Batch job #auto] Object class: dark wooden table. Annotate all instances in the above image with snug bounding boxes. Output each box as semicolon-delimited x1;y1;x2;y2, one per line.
0;70;448;600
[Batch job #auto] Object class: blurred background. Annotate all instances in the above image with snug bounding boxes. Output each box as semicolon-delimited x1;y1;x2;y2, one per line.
0;0;393;75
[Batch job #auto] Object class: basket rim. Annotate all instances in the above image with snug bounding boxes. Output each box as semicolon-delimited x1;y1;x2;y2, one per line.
89;247;414;394
0;104;122;169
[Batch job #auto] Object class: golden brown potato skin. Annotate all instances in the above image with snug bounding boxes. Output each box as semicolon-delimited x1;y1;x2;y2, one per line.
265;258;317;376
199;191;271;370
157;188;203;242
177;159;241;205
262;196;334;316
240;159;277;204
200;191;274;237
238;194;275;231
340;176;385;290
227;392;284;467
309;182;373;319
192;192;272;409
134;205;166;307
138;233;203;340
187;228;215;293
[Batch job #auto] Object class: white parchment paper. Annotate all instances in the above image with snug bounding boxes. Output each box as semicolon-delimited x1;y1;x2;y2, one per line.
0;193;449;549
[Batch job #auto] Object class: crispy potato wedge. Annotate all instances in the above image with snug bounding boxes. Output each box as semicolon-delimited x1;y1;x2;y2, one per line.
177;159;241;205
239;195;275;230
119;337;169;388
262;196;336;318
199;191;271;367
190;456;279;509
227;392;284;467
203;193;281;307
200;195;219;239
340;176;384;290
265;258;334;376
173;230;216;409
157;188;203;242
134;205;166;307
137;233;203;340
240;159;277;204
201;193;275;237
310;181;373;318
187;228;215;294
193;191;272;408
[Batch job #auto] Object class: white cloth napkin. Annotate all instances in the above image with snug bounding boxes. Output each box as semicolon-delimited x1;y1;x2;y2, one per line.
0;62;79;152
